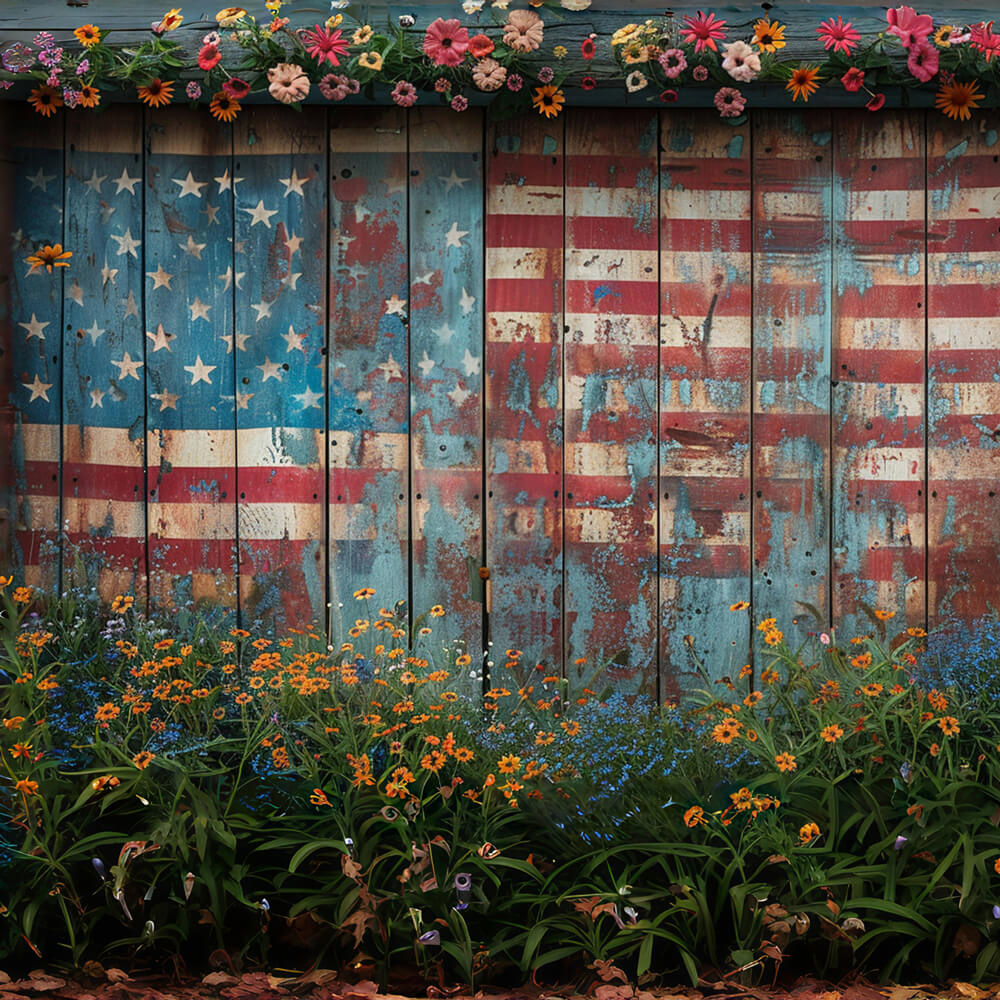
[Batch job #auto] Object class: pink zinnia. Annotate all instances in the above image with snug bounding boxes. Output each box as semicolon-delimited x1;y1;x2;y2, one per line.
300;24;349;67
713;86;745;117
391;80;418;107
840;67;865;92
906;39;938;81
682;10;726;53
885;5;933;47
659;48;687;78
423;18;469;67
816;16;861;55
198;43;222;71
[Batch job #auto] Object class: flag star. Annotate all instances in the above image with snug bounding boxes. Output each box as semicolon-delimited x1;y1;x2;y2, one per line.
99;201;116;224
417;351;435;377
172;170;208;199
202;203;220;226
184;355;217;385
250;299;273;322
214;169;244;192
440;169;470;191
414;271;435;286
146;263;173;290
435;322;456;344
180;234;207;259
112;352;143;380
461;349;481;376
293;386;323;410
19;314;49;341
27;166;55;192
448;383;471;407
146;323;176;353
112;167;140;195
101;260;119;286
236;391;255;410
150;390;179;412
66;279;84;306
243;199;277;228
279;168;311;197
83;168;107;193
280;270;302;292
23;374;52;402
384;294;407;317
282;325;306;353
284;232;303;255
445;222;469;248
189;297;212;322
377;353;403;382
111;228;141;258
218;266;245;291
89;387;105;408
257;357;283;382
84;320;105;344
123;290;140;319
459;287;477;314
219;331;250;354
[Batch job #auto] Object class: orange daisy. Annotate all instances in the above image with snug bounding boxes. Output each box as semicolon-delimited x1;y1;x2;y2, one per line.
28;86;63;117
785;66;821;103
74;24;101;47
137;78;174;108
935;81;984;121
26;244;73;273
77;84;101;108
532;85;565;119
209;92;240;121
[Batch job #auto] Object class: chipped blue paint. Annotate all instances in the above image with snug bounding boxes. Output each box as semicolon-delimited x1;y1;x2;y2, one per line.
941;494;957;538
495;134;520;154
986;129;998;147
678;378;692;407
705;377;744;410
726;135;744;158
812;130;832;146
759;379;777;407
945;139;969;162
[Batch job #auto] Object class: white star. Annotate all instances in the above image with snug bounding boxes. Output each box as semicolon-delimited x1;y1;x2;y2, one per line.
146;323;176;353
123;290;140;319
180;234;207;259
257;357;283;382
243;200;277;228
440;169;469;191
19;314;49;341
279;168;311;197
23;374;52;402
284;232;303;255
83;168;107;194
218;266;245;291
293;386;323;410
461;349;480;376
66;279;84;306
150;390;179;412
445;222;469;248
89;387;105;408
448;383;471;407
83;320;105;344
184;355;217;385
282;325;306;353
146;264;173;290
27;166;55;192
384;294;407;317
219;331;249;354
377;354;403;382
414;271;435;286
111;352;143;381
435;322;456;344
101;260;118;287
112;167;140;195
250;299;272;322
173;171;208;199
189;297;212;322
203;203;220;226
214;169;244;192
99;201;116;224
459;287;476;314
417;352;435;377
111;228;141;258
280;270;302;292
236;391;254;410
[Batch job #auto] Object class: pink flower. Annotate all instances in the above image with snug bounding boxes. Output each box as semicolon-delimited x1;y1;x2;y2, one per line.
721;40;759;82
267;62;310;104
581;76;596;90
537;65;554;84
692;65;709;81
970;21;1000;62
63;88;80;108
840;67;865;92
186;80;202;99
198;43;222;71
819;633;831;645
391;80;418;107
816;16;861;54
658;48;687;78
682;10;727;53
659;88;677;102
34;31;54;48
472;57;506;91
885;5;933;47
581;37;596;59
423;18;469;66
203;31;221;46
906;39;938;81
300;24;349;66
450;94;469;111
434;77;452;92
713;86;745;117
223;77;250;99
319;73;350;100
506;72;523;92
866;92;886;111
76;59;89;75
502;9;544;53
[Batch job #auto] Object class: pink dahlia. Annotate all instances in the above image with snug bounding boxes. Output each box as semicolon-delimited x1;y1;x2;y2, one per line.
300;24;349;66
423;18;469;67
659;48;687;78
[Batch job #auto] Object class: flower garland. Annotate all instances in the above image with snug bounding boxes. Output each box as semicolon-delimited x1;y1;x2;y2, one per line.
0;3;997;122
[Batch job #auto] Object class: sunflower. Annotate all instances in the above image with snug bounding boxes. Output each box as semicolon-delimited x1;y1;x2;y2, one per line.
209;91;240;121
935;80;983;121
753;18;786;51
74;24;101;47
137;78;174;108
532;84;565;118
77;84;101;108
786;66;820;102
27;85;62;117
26;244;72;273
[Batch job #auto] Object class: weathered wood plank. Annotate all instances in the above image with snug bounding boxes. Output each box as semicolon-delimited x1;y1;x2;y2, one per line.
234;106;327;629
752;111;832;639
62;107;147;603
831;110;925;635
145;109;238;612
0;104;13;574
659;113;752;690
327;109;410;619
927;113;1000;623
563;109;658;693
7;106;63;592
485;115;565;675
408;108;484;675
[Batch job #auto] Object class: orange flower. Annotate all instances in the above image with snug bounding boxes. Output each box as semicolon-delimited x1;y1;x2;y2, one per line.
532;85;565;119
712;718;741;745
874;609;895;621
994;857;1000;876
310;788;331;806
95;703;120;722
861;683;883;697
683;805;706;827
137;78;174;108
561;720;581;736
26;244;72;273
74;24;101;47
453;746;474;762
430;604;445;617
821;724;844;743
132;750;155;770
353;587;375;599
851;652;872;669
155;8;183;32
28;86;63;117
775;752;797;773
799;821;820;843
929;742;940;757
91;775;120;792
785;66;821;102
935;81;983;121
10;742;33;759
497;754;521;774
938;716;960;736
15;779;39;797
730;601;750;611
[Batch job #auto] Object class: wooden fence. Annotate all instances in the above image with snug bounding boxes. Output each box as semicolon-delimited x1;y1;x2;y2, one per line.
2;104;999;695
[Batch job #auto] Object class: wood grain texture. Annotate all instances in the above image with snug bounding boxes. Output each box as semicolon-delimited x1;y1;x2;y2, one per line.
0;104;16;573
145;109;238;611
408;108;484;674
234;106;327;628
564;109;658;693
485;115;564;674
832;110;926;637
659;113;752;689
927;113;1000;623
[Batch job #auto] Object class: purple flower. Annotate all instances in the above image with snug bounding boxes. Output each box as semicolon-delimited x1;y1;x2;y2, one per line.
894;835;908;850
537;65;554;83
33;31;55;49
76;58;90;75
506;72;523;91
39;47;64;68
450;94;468;111
993;905;1000;920
0;80;12;90
186;81;202;99
62;88;80;108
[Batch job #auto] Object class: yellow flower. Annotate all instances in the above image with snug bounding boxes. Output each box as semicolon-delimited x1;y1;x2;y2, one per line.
730;601;750;611
430;604;445;617
353;25;374;45
353;587;375;600
326;14;343;29
497;754;521;774
358;51;383;71
553;44;567;59
933;25;955;46
74;24;101;47
156;8;183;32
753;18;786;51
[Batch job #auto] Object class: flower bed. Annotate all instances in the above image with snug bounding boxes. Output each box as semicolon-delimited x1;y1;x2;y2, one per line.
1;579;999;987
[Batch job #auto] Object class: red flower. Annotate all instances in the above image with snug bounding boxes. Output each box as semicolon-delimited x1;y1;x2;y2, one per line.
816;16;861;54
197;43;222;71
468;33;494;58
581;37;596;59
841;67;865;92
300;24;349;66
660;89;678;102
580;75;596;90
885;5;933;47
682;10;727;53
906;39;938;81
970;21;1000;62
223;77;250;99
423;17;469;67
866;92;886;111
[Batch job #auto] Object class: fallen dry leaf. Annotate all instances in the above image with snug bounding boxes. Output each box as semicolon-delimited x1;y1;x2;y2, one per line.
201;974;239;988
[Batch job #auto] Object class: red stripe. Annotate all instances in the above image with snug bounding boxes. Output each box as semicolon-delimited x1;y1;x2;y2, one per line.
485;215;562;249
930;350;1000;378
565;281;659;314
149;470;237;504
661;219;749;251
62;463;144;501
660;159;749;189
567;216;659;249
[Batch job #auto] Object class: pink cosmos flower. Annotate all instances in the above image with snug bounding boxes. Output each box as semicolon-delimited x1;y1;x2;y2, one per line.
198;43;222;71
319;73;350;100
506;73;523;92
537;65;554;83
682;10;726;53
300;24;350;66
841;67;865;92
434;77;451;92
816;16;861;54
203;31;221;46
658;48;687;78
713;86;745;117
423;18;469;66
391;80;418;107
885;6;933;47
906;39;938;81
